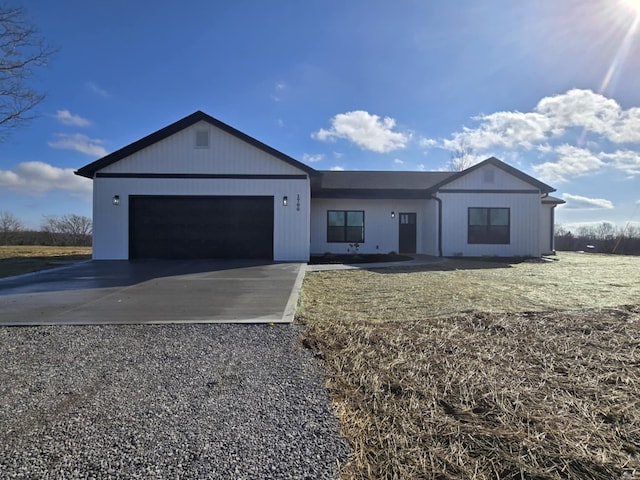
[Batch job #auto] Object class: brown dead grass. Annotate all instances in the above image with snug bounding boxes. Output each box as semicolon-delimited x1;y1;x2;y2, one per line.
298;253;640;479
0;246;92;278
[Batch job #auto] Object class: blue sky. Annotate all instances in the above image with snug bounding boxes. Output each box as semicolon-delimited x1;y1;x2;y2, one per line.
1;0;640;231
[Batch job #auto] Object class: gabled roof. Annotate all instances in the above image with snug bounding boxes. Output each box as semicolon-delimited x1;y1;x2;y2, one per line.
425;157;556;194
75;110;318;179
542;195;566;204
311;170;454;199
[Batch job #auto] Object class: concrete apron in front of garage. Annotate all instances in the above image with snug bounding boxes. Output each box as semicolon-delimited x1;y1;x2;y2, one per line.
0;260;306;326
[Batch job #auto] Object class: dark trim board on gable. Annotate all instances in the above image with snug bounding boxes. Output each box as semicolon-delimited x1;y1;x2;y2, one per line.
74;111;318;179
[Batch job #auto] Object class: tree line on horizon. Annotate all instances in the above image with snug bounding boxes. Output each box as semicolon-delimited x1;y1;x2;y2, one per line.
0;211;92;247
555;222;640;255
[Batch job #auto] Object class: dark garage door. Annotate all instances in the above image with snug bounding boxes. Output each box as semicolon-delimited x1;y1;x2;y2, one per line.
129;196;274;259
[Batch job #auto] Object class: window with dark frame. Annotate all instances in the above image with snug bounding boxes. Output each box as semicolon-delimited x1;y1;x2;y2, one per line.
327;210;364;243
468;207;510;244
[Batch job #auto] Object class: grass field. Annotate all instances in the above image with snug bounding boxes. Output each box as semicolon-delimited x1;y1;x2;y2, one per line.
298;253;640;479
0;246;92;278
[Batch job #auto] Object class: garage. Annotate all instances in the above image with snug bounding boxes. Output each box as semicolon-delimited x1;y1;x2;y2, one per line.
129;196;274;259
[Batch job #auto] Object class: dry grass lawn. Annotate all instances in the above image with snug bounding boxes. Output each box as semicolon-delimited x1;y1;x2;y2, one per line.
0;246;92;278
298;253;640;479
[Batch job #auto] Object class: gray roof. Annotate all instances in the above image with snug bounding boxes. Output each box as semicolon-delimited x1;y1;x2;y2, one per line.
542;195;566;204
316;171;454;189
311;170;455;199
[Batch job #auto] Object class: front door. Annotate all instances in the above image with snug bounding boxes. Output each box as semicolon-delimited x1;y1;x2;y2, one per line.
399;212;417;254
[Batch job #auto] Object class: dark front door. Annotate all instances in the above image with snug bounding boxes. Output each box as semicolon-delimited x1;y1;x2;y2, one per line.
399;212;417;254
129;195;274;259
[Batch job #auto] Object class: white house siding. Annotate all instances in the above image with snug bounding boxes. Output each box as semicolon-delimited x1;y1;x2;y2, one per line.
92;177;310;261
310;198;439;256
540;203;555;255
99;121;304;176
438;192;542;257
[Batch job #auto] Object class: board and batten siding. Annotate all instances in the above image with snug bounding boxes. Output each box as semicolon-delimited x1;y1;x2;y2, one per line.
436;163;544;257
437;192;542;257
93;177;310;261
92;119;311;261
99;121;304;176
540;203;555;255
310;198;439;256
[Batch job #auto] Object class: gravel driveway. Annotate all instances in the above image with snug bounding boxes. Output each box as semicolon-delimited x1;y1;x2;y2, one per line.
0;324;349;479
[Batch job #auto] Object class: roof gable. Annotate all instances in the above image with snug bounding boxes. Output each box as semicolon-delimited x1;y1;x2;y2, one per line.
427;157;555;193
75;111;317;179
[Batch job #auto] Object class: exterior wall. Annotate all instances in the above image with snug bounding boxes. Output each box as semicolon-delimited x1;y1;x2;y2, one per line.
438;191;542;257
540;203;555;255
310;198;439;256
93;177;310;261
100;121;304;176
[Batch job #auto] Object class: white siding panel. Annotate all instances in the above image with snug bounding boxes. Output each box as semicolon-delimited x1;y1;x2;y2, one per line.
444;164;538;191
310;198;438;256
92;177;310;261
540;203;555;255
439;192;541;257
100;121;305;176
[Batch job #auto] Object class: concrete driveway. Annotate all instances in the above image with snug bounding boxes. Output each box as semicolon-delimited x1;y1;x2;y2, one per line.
0;260;305;326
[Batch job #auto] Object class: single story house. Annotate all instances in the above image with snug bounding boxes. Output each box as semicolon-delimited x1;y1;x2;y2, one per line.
75;111;564;261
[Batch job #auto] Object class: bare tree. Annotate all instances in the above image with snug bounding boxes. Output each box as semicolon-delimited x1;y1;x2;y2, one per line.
594;221;617;240
447;142;475;172
42;214;92;246
0;210;22;244
0;5;55;136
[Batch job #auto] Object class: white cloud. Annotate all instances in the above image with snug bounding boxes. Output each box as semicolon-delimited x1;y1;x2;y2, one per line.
271;82;286;101
417;164;426;171
419;137;437;148
48;133;108;157
535;89;621;138
601;150;640;176
532;145;605;182
330;165;345;171
442;90;640;181
333;152;344;159
447;89;640;152
54;110;91;127
393;158;404;165
302;153;324;163
313;110;409;153
85;81;110;98
445;111;550;152
0;162;92;198
561;193;614;209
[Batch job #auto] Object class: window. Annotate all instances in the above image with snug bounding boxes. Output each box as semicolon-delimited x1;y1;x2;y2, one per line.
468;207;510;244
327;210;364;243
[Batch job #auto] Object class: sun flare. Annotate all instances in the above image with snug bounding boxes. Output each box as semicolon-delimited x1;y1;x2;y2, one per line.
621;0;640;14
